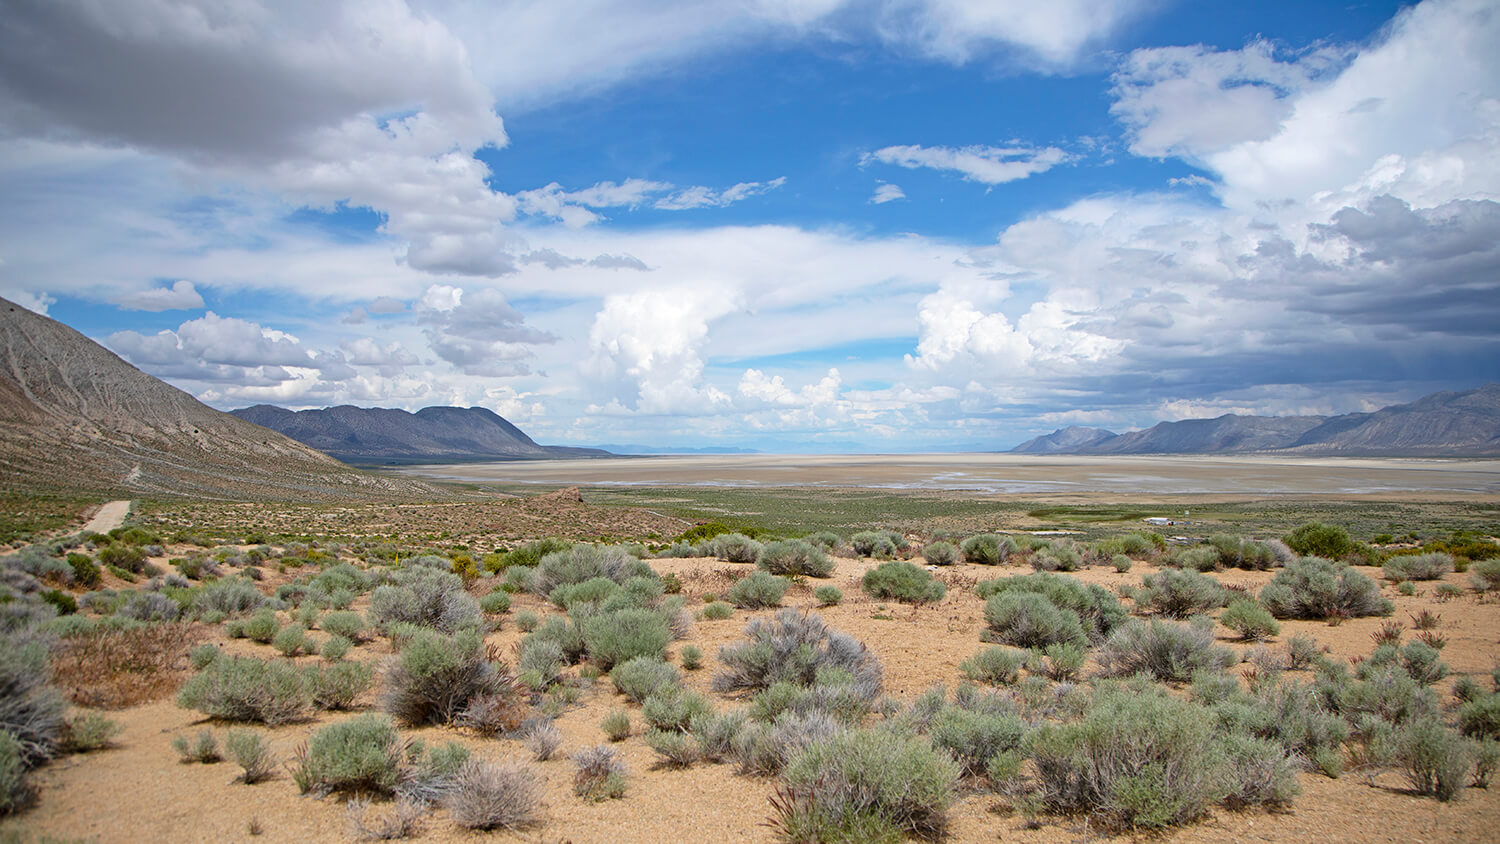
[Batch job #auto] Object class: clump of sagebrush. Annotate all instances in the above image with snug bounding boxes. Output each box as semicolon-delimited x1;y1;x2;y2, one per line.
1;731;34;815
709;533;763;564
725;570;789;609
488;537;572;573
177;655;312;725
645;728;701;767
1096;618;1235;683
1024;685;1298;829
1383;552;1454;583
272;625;312;657
601;709;631;742
1220;598;1281;641
382;629;522;731
812;585;842;607
713;609;883;701
850;531;899;560
1471;559;1500;593
610;656;682;704
1260;557;1393;620
1400;721;1472;801
572;745;627;801
0;634;66;768
700;601;734;620
1137;568;1229;618
976;571;1127;645
1207;535;1280;571
307;660;375;710
523;721;563;762
225;729;276;784
642;686;713;733
1038;642;1086;682
679;644;704;670
293;714;405;797
189;577;266;617
959;646;1026;685
757;539;834;577
319;610;369;643
446;758;544;830
172;729;221;763
960;534;1015;565
921;541;961;566
861;561;944;604
61;712;122;753
581;607;672;669
367;564;481;634
772;726;961;842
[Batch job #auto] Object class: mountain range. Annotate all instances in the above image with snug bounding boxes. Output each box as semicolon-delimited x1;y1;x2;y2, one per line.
0;296;437;499
230;404;610;464
1010;384;1500;456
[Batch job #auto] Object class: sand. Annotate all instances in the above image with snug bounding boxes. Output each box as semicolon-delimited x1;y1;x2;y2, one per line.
393;454;1500;497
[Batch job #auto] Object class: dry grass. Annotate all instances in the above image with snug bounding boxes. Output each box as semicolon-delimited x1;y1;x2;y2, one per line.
50;622;203;709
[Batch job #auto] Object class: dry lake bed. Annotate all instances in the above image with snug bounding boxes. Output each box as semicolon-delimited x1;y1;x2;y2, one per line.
394;453;1500;497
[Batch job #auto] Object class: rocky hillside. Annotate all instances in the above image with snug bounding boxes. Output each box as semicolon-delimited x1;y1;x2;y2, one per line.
230;404;611;464
0;297;438;500
1010;384;1500;456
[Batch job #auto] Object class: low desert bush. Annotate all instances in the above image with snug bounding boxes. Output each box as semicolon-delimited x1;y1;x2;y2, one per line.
581;607;672;669
983;591;1086;649
293;714;404;797
1220;598;1281;641
645;728;700;767
524;721;563;761
319;610;369;643
1112;554;1133;573
382;629;518;729
572;745;627;801
0;637;66;766
850;531;899;559
1459;693;1500;739
725;571;789;609
367;566;480;634
272;625;312;657
1470;559;1500;592
1031;542;1085;572
1259;557;1393;620
1096;619;1235;683
113;590;180;623
709;533;763;564
1171;546;1223;572
713;609;883;699
961;534;1015;565
480;591;511;614
642;686;713;733
320;635;352;662
0;732;30;816
1039;642;1086;682
446;758;544;830
234;608;280;643
959;646;1026;685
1138;568;1228;618
307;660;375;710
611;656;682;704
172;728;221;763
225;729;276;784
679;644;704;670
1383;552;1455;582
190;578;266;616
488;538;572;573
776;727;961;841
975;572;1127;643
601;709;632;742
700;601;734;620
922;541;961;566
177;655;311;725
757;540;834;577
60;712;122;753
1401;721;1472;801
813;585;842;607
930;704;1025;778
861;561;944;604
1207;535;1279;571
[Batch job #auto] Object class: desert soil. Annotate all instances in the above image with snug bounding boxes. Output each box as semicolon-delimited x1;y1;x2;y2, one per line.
393;454;1500;497
5;546;1499;844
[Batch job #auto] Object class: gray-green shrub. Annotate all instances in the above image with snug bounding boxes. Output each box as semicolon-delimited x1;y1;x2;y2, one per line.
1383;552;1454;582
581;607;671;669
983;591;1086;649
176;656;311;725
709;533;763;564
1219;598;1281;641
757;540;834;577
961;534;1015;565
850;531;898;559
959;646;1026;685
1097;619;1235;682
713;609;882;699
307;660;375;710
922;541;961;566
813;585;842;607
293;714;404;797
725;570;788;609
225;729;276;784
975;571;1126;643
861;561;944;604
611;657;682;703
1259;557;1393;620
381;629;513;728
1138;568;1228;618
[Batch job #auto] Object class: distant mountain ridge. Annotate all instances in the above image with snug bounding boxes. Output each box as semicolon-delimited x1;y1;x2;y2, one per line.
1010;384;1500;456
231;404;611;463
0;296;435;499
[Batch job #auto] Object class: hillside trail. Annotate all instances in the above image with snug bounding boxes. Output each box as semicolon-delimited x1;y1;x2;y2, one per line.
82;500;131;535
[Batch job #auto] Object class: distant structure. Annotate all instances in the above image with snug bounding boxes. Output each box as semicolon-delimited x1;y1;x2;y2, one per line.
1143;517;1176;526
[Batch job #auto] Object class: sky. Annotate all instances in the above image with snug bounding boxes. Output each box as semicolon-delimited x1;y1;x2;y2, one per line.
2;0;1498;452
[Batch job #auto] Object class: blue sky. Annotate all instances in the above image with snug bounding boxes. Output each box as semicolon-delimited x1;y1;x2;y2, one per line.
2;0;1497;451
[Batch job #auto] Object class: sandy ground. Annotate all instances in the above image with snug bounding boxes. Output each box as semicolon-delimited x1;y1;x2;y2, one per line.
6;549;1499;844
80;501;130;536
393;454;1500;497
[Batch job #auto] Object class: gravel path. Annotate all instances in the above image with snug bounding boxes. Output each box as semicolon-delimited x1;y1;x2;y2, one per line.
82;500;131;535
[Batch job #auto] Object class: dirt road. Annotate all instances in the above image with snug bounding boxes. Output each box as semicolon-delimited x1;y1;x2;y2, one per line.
82;500;131;535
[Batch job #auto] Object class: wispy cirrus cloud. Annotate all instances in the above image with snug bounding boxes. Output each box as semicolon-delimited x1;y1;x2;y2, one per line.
862;143;1069;184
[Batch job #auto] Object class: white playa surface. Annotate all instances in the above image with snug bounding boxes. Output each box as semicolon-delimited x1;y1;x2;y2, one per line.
393;454;1500;496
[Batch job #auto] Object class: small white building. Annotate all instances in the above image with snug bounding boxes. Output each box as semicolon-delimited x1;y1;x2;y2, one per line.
1143;517;1175;526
